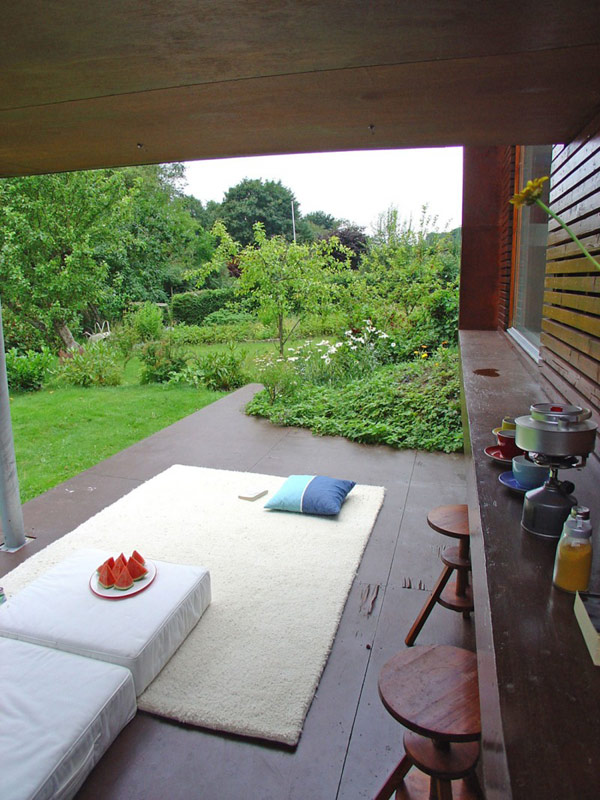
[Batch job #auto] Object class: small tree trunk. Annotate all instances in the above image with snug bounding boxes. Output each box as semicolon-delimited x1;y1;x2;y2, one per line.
278;315;284;356
55;322;79;350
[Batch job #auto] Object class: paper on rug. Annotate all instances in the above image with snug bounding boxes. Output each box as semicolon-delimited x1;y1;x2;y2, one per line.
1;465;385;746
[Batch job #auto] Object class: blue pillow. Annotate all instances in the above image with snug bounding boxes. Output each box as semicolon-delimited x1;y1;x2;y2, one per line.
265;475;355;516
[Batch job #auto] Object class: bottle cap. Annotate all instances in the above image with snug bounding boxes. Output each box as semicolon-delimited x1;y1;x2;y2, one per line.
571;505;590;520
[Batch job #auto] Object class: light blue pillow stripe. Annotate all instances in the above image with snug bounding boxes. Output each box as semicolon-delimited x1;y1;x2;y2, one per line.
264;475;313;513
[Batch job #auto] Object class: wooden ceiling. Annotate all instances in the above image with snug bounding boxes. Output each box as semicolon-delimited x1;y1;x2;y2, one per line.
2;1;600;177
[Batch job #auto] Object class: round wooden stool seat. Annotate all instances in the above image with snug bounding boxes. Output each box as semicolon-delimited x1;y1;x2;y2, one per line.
438;581;474;613
427;504;470;540
375;645;481;800
378;645;480;742
441;545;471;571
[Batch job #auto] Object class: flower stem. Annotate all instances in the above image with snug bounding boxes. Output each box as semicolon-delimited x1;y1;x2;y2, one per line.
536;199;600;271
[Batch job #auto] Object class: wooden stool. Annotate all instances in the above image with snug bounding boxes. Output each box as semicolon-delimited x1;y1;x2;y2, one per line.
405;504;473;647
375;645;482;800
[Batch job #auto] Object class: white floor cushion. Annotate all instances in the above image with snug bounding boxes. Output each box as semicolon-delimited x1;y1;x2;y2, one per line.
0;548;211;694
1;636;136;800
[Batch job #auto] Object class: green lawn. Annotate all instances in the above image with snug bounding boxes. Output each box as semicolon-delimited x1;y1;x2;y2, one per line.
10;383;224;502
8;337;307;503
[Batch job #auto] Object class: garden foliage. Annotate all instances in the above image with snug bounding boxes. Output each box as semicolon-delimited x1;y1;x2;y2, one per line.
248;344;462;453
171;288;236;326
5;347;54;392
53;342;123;387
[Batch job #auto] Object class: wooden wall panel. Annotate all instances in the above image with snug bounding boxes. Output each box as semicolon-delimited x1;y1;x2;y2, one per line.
498;147;516;329
540;113;600;434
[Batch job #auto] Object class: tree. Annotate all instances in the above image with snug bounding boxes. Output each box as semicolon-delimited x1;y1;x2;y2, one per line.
103;165;214;312
362;205;460;346
218;178;300;245
202;222;353;355
328;223;368;269
304;210;337;230
0;170;131;349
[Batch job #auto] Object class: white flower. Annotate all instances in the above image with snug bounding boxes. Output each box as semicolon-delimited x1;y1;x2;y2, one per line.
287;356;298;362
391;342;396;347
378;332;389;339
350;345;357;350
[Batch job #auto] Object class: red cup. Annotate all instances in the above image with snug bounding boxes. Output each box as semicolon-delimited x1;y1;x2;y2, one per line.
496;429;523;459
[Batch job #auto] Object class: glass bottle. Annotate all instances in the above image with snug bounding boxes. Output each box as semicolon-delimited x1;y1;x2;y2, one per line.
553;506;593;593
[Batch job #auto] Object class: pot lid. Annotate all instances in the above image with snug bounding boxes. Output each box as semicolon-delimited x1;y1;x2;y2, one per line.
529;403;592;426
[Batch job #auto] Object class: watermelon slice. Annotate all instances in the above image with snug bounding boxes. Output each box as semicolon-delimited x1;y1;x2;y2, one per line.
131;549;145;566
97;563;116;589
96;555;115;573
115;552;128;570
127;557;148;581
113;566;134;591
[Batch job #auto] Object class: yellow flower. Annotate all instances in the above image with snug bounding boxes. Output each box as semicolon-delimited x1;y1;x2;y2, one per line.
510;176;549;208
421;352;428;359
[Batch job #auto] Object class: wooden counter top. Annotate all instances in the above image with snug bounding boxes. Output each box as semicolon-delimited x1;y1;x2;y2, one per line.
460;331;600;800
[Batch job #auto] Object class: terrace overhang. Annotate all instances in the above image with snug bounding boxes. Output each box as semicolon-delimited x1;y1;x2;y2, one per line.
2;1;600;177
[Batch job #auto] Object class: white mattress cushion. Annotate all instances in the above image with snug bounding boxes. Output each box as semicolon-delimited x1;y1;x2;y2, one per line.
0;636;136;800
0;548;211;694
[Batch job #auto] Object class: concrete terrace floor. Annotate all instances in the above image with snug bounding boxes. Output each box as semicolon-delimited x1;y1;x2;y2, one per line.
0;384;474;800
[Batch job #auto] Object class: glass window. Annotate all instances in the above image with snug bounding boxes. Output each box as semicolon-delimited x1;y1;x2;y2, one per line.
509;145;553;357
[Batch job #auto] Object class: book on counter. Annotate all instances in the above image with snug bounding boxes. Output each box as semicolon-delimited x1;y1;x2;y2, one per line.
574;592;600;666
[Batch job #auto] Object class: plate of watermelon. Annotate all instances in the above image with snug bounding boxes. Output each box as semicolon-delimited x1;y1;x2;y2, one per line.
90;550;156;599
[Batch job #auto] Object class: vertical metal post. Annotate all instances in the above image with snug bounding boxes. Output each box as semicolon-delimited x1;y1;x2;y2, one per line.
0;297;26;550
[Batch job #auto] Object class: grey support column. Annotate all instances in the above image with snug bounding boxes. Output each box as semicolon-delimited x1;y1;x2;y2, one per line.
0;298;26;550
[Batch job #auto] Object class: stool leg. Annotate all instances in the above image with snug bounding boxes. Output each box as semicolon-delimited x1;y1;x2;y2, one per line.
434;778;453;800
455;538;471;597
405;565;453;647
373;753;413;800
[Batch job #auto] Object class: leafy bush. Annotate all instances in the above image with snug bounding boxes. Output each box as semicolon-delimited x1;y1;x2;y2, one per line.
53;342;122;387
170;345;247;391
203;308;255;326
247;346;462;453
171;289;235;325
139;338;188;384
128;302;164;342
252;356;299;402
169;321;273;345
5;347;54;391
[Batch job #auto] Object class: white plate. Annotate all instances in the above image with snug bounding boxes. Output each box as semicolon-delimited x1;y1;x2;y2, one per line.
90;560;157;600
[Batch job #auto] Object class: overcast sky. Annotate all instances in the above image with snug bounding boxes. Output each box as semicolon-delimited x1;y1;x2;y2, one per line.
184;147;463;233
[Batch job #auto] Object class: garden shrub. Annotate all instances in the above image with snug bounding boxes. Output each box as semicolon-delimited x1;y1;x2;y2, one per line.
170;345;247;391
128;302;164;342
5;347;54;391
139;338;188;384
247;345;463;453
53;342;122;387
169;320;272;345
171;288;235;325
203;308;255;326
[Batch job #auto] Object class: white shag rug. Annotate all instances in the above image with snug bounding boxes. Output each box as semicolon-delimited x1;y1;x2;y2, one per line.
2;465;385;746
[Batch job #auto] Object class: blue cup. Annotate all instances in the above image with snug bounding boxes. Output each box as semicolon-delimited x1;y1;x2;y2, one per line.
512;455;549;490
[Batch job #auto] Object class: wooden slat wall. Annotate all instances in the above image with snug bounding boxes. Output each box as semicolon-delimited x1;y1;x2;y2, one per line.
540;113;600;438
498;147;516;329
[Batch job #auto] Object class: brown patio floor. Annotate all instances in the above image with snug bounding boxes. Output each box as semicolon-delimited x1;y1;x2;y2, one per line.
0;384;474;800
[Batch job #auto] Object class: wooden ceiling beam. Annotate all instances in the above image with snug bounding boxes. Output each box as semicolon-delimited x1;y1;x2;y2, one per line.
2;45;600;177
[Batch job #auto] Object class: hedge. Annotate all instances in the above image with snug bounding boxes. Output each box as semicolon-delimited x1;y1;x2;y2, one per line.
170;289;236;325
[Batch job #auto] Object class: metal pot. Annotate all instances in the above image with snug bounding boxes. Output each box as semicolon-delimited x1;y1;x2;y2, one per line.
515;403;597;457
